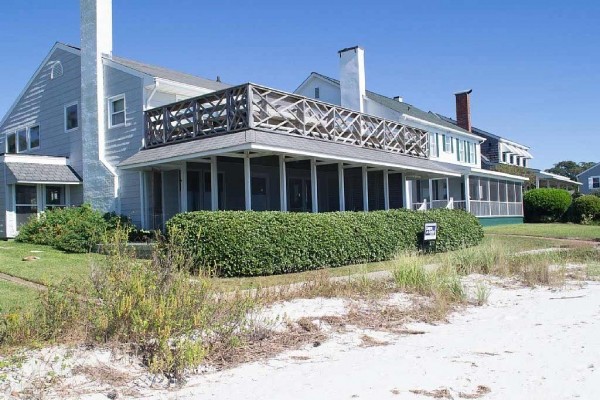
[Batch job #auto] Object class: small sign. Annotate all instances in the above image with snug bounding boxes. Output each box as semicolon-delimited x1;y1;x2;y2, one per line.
424;222;437;241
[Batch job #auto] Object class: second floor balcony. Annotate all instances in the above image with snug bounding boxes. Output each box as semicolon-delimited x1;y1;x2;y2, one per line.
144;84;430;158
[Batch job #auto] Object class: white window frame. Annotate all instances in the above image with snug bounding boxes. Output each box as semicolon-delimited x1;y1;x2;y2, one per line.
469;142;476;164
443;135;452;153
64;101;79;132
108;94;126;129
458;140;466;162
4;125;41;154
429;133;437;158
28;125;40;150
591;176;600;190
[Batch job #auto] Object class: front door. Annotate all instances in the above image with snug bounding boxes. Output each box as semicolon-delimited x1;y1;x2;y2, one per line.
288;177;312;212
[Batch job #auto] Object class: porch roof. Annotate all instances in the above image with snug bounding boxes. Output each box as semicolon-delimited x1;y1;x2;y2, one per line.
119;129;465;178
5;162;81;185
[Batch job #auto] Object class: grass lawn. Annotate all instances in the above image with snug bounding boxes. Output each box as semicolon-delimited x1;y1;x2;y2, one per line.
0;280;39;314
485;223;600;241
0;241;101;286
213;235;579;291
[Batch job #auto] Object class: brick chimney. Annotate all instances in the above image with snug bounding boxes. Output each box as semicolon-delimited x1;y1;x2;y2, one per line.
455;89;472;132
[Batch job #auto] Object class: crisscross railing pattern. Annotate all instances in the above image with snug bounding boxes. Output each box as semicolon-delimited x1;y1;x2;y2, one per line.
144;83;429;158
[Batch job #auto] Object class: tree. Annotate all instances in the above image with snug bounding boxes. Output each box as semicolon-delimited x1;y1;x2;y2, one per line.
492;164;537;191
546;161;596;180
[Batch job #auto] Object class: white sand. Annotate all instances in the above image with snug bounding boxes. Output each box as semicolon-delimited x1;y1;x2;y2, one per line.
3;279;600;399
144;281;600;400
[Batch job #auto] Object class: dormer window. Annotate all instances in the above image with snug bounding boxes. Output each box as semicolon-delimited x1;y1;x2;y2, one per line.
49;61;63;80
443;135;452;153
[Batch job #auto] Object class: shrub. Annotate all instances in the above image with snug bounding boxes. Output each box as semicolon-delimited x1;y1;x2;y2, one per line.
523;188;571;222
569;195;600;224
16;205;136;253
591;190;600;198
1;229;254;380
166;209;484;277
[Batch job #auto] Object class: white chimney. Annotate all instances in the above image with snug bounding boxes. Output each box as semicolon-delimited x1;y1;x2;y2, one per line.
338;46;366;113
80;0;118;212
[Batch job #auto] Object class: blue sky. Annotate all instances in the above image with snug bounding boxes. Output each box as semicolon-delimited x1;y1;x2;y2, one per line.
1;0;598;169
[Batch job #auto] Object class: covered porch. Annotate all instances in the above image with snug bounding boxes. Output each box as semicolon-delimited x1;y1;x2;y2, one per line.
134;150;458;230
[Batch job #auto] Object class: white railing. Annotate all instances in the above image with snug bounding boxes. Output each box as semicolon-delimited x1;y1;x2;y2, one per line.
412;199;522;217
144;84;430;158
469;201;523;217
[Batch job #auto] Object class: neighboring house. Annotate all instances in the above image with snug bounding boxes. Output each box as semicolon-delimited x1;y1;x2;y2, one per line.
0;1;527;238
577;163;600;194
433;94;580;190
295;47;527;225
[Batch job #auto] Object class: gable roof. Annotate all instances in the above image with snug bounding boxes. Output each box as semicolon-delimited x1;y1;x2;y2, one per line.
304;72;483;140
62;43;231;90
576;162;600;178
433;113;530;149
109;56;231;91
0;42;230;129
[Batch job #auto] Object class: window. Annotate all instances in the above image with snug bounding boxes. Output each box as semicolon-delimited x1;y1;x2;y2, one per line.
457;140;465;162
109;95;126;128
6;132;16;153
429;133;438;157
443;135;452;153
5;125;41;153
15;185;38;228
314;87;320;99
522;159;527;168
591;177;600;189
65;103;78;131
502;153;507;163
45;186;66;209
29;126;40;149
17;129;27;152
469;143;476;164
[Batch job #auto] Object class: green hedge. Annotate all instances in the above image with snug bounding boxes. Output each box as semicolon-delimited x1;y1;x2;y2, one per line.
166;209;484;277
523;188;572;223
16;205;131;253
569;195;600;224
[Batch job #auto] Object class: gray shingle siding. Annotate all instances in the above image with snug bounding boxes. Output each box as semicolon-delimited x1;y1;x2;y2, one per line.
103;65;145;223
0;48;83;175
578;163;600;194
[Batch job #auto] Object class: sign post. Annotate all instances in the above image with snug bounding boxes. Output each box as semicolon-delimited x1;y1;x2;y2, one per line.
422;222;437;253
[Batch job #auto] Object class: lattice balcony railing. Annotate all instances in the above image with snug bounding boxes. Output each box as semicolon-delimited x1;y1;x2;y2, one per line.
144;84;429;158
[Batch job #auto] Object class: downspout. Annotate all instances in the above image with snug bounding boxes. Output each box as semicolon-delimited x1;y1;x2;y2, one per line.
145;79;159;109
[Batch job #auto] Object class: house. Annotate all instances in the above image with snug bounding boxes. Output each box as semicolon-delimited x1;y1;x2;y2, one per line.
577;163;600;194
0;0;527;238
295;48;527;226
433;95;581;190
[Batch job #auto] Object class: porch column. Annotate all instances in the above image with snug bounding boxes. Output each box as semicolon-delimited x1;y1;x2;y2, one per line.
362;166;369;211
338;162;345;211
464;174;471;213
139;171;146;229
310;158;318;213
279;155;287;211
383;170;390;210
244;154;251;210
446;177;450;206
535;176;540;188
428;179;433;207
180;163;188;212
402;174;409;209
210;156;219;211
